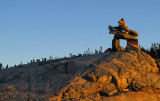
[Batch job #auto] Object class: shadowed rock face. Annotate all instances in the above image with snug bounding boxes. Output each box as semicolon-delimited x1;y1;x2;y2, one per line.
0;51;160;101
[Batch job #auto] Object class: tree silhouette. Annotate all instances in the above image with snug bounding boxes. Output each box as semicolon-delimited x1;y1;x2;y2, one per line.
6;64;8;69
141;43;160;58
0;63;2;69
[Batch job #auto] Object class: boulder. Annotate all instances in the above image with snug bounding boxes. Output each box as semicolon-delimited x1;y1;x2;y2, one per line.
0;51;160;101
99;83;118;96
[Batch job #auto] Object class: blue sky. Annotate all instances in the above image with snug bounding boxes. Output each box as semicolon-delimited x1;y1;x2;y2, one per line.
0;0;160;67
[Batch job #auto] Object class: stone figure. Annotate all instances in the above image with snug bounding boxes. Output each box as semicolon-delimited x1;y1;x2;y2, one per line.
108;18;140;51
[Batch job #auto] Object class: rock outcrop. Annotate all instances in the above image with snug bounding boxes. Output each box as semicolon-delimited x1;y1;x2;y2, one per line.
0;51;160;101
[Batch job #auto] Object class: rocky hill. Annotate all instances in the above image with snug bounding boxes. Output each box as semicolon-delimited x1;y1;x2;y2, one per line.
0;51;160;101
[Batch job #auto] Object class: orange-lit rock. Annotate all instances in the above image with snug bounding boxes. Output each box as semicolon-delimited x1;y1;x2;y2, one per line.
0;51;160;101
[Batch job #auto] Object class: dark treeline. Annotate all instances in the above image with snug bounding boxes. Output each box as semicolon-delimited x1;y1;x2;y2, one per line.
141;43;160;59
1;43;159;70
0;46;103;69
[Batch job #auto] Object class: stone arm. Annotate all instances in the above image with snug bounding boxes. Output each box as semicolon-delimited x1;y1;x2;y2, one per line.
108;25;122;31
113;26;122;31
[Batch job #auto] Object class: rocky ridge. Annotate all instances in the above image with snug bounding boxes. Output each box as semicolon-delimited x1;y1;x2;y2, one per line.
0;51;160;101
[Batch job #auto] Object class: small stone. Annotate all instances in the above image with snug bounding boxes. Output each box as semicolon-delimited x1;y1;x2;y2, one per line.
100;89;118;96
122;89;130;92
104;48;112;53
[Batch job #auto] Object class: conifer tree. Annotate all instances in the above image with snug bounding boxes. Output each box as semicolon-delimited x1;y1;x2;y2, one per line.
0;63;2;69
6;64;8;69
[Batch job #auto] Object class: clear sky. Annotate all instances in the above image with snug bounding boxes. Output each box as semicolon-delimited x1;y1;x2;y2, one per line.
0;0;160;67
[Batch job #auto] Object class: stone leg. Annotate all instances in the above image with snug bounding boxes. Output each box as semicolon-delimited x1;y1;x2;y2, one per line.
112;38;120;51
126;39;140;51
127;39;138;46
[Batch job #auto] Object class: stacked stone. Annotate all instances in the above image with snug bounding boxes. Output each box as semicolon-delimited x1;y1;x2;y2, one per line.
109;26;140;52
